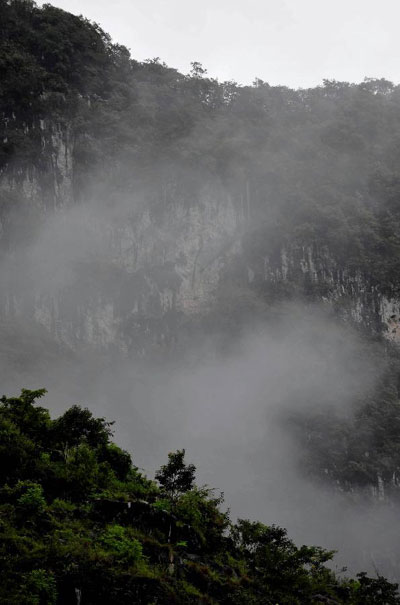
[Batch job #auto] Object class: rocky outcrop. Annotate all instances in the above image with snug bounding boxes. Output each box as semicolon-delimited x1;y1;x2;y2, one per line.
0;159;244;351
249;243;400;343
1;115;74;212
1;120;399;352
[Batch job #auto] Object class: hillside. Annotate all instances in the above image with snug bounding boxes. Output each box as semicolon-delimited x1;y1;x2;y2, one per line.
2;0;400;341
2;0;400;592
1;389;400;604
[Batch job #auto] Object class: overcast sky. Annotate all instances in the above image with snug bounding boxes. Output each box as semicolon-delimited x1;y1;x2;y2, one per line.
38;0;400;88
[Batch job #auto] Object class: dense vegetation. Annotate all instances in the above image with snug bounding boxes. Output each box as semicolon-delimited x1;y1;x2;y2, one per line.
286;350;400;498
2;0;400;290
1;388;400;604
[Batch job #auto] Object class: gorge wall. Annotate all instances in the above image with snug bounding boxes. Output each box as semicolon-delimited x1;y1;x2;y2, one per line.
1;119;399;355
2;0;400;356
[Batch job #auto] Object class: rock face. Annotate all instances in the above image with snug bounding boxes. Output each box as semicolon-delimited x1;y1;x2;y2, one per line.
0;131;244;351
1;120;399;353
1;117;74;211
246;242;400;343
38;188;242;352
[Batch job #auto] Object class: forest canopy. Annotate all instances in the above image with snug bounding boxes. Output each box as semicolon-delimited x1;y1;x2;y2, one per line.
1;388;399;604
2;0;400;292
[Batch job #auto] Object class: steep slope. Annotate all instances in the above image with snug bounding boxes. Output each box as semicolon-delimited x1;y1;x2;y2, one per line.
1;389;399;604
3;0;400;551
2;1;400;352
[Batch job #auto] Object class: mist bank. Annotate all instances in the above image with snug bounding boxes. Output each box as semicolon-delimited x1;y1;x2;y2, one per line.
3;1;400;352
2;302;398;576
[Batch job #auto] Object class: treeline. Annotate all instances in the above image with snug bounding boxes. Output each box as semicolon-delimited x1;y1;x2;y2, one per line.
2;0;400;290
0;388;399;604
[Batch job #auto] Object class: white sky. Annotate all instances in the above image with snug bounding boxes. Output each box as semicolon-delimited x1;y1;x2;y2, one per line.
38;0;400;88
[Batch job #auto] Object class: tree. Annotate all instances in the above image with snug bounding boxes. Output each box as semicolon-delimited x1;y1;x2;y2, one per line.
155;449;196;503
51;404;113;451
351;572;400;604
189;61;207;78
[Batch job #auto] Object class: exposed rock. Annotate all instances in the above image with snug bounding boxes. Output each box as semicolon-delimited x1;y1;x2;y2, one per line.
1;119;399;353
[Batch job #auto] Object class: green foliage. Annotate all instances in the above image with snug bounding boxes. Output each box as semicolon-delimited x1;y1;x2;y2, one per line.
0;388;397;603
155;449;196;502
52;404;113;449
152;497;172;512
64;442;99;498
100;524;143;564
101;442;132;480
288;365;400;499
23;569;57;605
351;572;400;604
17;482;46;514
231;520;340;604
175;487;229;552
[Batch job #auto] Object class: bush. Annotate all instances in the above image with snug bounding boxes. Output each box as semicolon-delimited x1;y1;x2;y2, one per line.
17;482;46;514
100;524;143;565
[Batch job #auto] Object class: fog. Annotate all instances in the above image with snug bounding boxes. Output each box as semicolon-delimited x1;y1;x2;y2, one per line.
69;320;400;578
0;187;398;578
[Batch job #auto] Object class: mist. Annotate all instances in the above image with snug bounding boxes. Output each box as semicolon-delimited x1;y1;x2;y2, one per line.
0;189;396;577
69;317;400;578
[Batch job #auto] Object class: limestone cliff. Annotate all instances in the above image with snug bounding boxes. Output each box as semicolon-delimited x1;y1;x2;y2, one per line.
1;123;399;353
